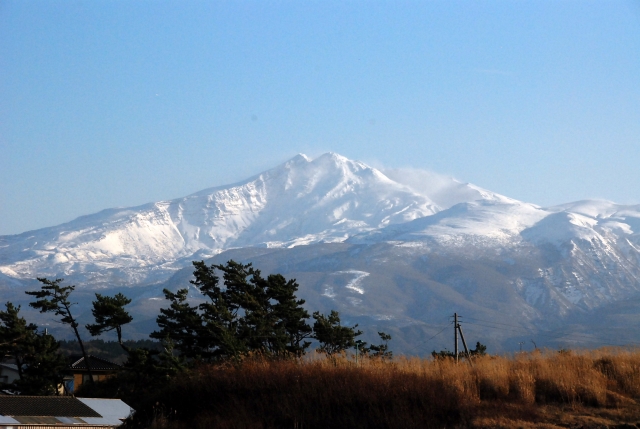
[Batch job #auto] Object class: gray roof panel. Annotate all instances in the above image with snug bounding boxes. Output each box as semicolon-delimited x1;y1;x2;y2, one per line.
0;396;101;417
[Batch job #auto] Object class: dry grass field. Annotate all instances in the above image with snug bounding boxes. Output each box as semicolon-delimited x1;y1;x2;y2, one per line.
126;348;640;429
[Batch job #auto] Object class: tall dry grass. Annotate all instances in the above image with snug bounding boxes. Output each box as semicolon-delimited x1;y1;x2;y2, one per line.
126;348;640;429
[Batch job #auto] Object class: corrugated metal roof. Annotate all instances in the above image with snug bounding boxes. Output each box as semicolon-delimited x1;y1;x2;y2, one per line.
0;415;18;424
0;396;101;417
14;416;65;424
78;399;134;426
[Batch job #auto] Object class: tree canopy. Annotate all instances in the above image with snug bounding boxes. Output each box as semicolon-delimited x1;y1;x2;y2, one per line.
86;292;133;352
151;260;315;361
312;310;362;356
0;302;67;395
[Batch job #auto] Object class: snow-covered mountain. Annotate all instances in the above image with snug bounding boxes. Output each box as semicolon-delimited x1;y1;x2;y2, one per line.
2;153;640;351
0;153;441;286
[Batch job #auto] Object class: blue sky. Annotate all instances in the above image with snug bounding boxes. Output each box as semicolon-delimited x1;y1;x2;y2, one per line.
1;1;639;235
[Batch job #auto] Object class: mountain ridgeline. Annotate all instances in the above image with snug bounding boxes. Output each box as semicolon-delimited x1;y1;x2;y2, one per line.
2;153;640;353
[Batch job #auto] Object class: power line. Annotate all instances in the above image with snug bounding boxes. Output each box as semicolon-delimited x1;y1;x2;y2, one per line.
461;320;640;348
406;321;453;355
462;317;638;343
463;316;640;344
463;316;535;329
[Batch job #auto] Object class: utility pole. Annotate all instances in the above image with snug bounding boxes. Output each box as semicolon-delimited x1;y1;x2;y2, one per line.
452;313;472;365
458;324;471;361
454;313;459;363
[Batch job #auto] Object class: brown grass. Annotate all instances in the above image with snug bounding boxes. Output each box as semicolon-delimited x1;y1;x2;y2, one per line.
126;348;640;429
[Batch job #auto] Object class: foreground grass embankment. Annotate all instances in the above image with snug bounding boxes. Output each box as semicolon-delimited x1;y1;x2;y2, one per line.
125;349;640;429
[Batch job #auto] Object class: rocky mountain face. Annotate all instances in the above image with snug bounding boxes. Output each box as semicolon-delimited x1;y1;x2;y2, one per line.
2;153;640;353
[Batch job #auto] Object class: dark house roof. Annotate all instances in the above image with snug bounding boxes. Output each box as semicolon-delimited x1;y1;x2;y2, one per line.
67;355;122;372
0;396;101;417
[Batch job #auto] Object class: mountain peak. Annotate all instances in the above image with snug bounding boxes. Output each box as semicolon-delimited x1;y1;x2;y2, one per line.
289;153;311;163
318;151;347;161
0;152;438;283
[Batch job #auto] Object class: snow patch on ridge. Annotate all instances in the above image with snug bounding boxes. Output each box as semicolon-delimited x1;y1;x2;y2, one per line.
322;287;336;299
334;270;370;294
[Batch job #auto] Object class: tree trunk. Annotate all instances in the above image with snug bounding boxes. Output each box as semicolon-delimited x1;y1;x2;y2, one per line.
61;300;94;384
117;327;130;354
71;323;94;384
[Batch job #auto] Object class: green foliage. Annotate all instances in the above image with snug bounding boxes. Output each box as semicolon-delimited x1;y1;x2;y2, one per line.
83;291;185;396
86;293;133;351
432;341;487;360
75;296;183;399
471;341;487;357
0;302;67;395
26;277;94;382
151;287;215;360
431;349;454;359
369;331;393;359
151;260;313;361
257;270;313;356
312;310;362;356
0;301;37;377
26;278;77;327
352;332;393;362
14;332;67;395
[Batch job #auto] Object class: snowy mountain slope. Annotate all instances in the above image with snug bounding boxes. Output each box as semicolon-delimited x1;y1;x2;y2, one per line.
0;153;442;285
517;201;640;310
349;199;549;246
346;196;640;308
523;200;640;245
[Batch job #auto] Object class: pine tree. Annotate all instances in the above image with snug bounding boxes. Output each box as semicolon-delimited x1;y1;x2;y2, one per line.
268;274;312;356
114;337;186;397
210;261;312;358
212;260;267;357
369;332;393;360
26;278;94;383
151;287;217;360
0;302;37;380
14;332;67;395
431;341;487;360
86;293;133;353
470;341;487;357
312;310;362;356
152;260;313;361
0;302;67;395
